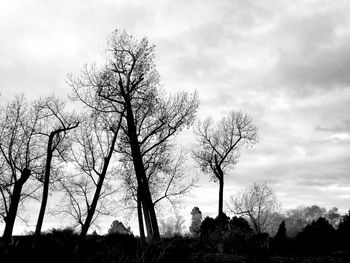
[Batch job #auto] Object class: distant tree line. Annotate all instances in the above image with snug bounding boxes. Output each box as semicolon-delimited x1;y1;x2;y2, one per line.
196;208;350;258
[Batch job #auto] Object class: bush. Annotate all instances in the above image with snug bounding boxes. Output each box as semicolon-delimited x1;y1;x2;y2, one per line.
295;217;336;255
338;211;350;251
200;214;253;254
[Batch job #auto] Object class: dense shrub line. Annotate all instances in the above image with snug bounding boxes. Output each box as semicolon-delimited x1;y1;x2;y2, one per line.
1;212;350;263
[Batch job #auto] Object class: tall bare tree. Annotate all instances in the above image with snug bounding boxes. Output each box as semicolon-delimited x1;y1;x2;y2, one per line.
0;96;42;244
33;96;79;240
56;112;122;250
192;110;258;216
229;182;280;233
69;30;199;240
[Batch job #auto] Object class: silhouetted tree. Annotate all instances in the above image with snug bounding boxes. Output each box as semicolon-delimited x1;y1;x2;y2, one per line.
69;29;199;240
108;220;132;235
200;216;217;237
338;210;350;251
192;110;257;216
225;217;252;254
271;220;288;256
0;96;42;244
55;113;122;251
229;182;279;233
275;220;287;241
200;214;253;254
325;207;341;227
189;207;202;237
229;216;253;232
283;205;341;237
296;217;336;255
33;96;79;241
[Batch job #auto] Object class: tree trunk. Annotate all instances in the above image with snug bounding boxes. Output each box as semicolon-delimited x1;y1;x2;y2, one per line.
137;188;146;244
2;168;31;244
78;173;105;243
123;94;160;240
76;129;119;254
214;156;224;217
74;168;106;255
218;176;224;216
34;134;54;239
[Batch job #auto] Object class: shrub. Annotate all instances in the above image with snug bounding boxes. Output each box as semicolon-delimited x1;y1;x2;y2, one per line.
200;214;253;254
296;217;336;255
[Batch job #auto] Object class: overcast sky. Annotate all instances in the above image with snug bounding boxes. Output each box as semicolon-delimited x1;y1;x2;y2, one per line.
1;0;350;235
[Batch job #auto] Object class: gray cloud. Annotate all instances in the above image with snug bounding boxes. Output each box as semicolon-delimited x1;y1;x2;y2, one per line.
315;120;350;133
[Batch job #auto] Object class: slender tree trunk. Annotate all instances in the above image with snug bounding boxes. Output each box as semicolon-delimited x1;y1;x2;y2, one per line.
123;94;160;240
76;129;119;254
2;168;31;244
34;134;54;239
214;156;224;217
74;171;106;255
78;173;105;244
218;176;224;216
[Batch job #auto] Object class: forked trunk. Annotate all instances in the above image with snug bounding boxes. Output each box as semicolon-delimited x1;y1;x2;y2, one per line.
214;156;224;218
2;168;31;244
124;94;160;240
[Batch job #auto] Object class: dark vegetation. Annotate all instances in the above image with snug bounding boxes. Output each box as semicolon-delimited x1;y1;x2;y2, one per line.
1;211;350;262
1;29;349;262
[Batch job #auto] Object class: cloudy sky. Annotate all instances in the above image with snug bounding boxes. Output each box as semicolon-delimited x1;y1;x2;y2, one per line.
1;0;350;234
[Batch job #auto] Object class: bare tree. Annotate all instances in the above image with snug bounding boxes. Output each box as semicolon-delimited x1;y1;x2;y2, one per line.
0;96;42;244
192;110;258;216
159;213;185;237
33;96;79;240
56;112;122;250
189;206;202;237
229;182;279;233
281;205;341;237
69;29;199;240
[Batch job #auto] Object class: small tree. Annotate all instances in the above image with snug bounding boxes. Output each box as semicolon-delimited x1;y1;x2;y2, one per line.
189;207;202;237
193;110;257;216
159;213;185;237
296;217;336;255
229;182;279;233
338;211;350;250
325;207;341;228
275;220;287;240
108;220;132;235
